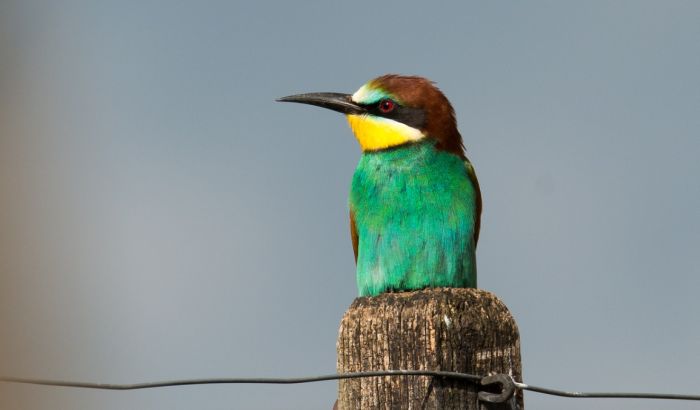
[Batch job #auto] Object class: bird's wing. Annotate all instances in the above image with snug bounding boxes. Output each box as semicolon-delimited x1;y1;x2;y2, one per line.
349;209;359;263
465;160;482;246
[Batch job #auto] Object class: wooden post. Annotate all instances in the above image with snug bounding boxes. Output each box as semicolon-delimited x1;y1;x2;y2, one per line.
336;288;523;409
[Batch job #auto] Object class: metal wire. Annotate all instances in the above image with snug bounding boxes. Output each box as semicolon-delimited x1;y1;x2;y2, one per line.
1;371;699;401
0;370;481;390
515;382;700;401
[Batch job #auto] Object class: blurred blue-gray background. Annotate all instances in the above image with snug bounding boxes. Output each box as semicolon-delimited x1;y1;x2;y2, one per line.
1;1;699;409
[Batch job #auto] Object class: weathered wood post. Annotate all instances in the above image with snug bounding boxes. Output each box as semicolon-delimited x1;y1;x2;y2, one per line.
336;288;523;409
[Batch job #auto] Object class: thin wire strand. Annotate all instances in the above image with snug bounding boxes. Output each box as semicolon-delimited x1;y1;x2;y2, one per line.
515;382;700;401
0;370;480;391
1;372;699;401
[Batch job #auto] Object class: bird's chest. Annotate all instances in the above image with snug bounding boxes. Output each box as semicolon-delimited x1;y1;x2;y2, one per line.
349;148;471;233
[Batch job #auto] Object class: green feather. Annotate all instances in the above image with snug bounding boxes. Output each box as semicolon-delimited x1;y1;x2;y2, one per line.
349;140;478;296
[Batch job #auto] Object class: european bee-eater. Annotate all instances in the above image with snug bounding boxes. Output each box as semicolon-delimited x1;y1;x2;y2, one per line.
278;75;481;297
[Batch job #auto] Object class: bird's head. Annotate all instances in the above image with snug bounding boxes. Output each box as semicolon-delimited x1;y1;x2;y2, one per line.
278;74;465;158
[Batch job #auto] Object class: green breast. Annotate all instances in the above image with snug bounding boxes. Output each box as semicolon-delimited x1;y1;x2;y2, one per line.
349;140;478;296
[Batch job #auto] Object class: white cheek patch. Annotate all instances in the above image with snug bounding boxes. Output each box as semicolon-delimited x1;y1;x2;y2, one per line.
371;116;425;141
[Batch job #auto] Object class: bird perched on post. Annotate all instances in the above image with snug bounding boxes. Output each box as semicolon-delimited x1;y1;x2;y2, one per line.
278;75;481;297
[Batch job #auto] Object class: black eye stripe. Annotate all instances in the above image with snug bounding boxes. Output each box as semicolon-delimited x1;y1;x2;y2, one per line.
361;100;426;130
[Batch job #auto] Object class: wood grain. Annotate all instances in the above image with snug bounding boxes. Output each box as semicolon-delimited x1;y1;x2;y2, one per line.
336;288;523;409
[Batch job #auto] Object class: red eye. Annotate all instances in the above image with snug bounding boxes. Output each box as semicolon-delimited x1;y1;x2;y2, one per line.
378;99;395;113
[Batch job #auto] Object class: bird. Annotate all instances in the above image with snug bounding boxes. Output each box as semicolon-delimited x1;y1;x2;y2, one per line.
278;74;481;297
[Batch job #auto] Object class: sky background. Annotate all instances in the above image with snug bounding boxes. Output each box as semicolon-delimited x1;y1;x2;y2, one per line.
1;1;699;409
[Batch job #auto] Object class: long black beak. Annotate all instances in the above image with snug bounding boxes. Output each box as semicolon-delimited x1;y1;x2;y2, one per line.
276;92;366;115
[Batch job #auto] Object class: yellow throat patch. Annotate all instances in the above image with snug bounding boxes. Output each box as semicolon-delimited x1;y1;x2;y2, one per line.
346;114;425;152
